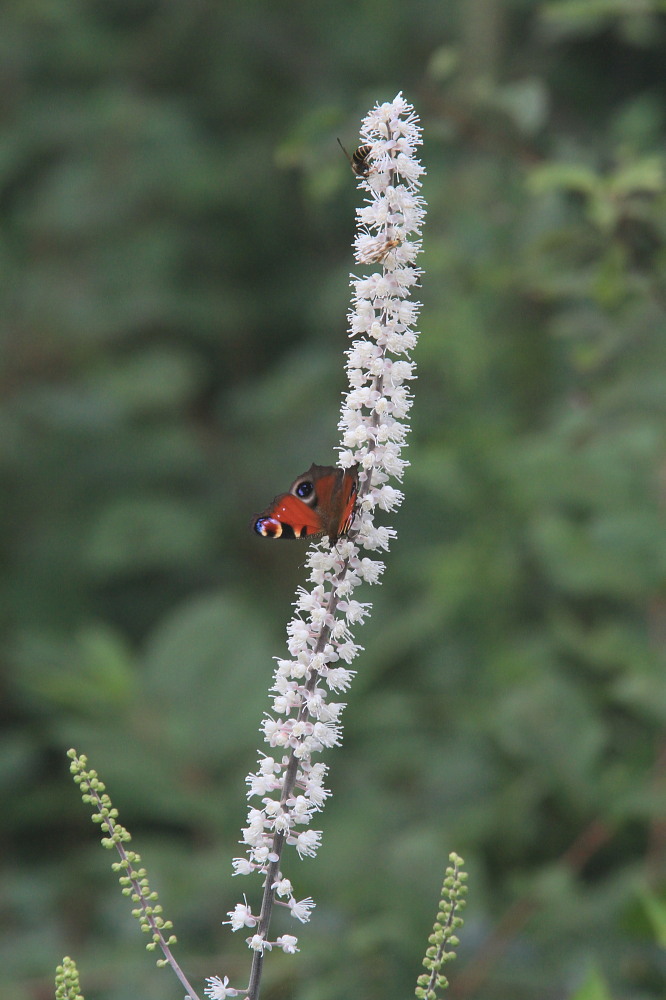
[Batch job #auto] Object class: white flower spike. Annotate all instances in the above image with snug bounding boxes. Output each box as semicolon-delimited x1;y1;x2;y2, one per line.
220;93;424;1000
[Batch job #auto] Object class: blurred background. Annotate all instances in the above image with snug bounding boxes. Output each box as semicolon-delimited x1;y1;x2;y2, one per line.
2;1;666;999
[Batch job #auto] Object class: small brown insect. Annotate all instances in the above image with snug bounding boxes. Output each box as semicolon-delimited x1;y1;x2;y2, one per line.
337;138;373;178
359;236;402;265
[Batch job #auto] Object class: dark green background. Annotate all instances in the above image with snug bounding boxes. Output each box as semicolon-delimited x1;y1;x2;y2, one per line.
3;2;666;999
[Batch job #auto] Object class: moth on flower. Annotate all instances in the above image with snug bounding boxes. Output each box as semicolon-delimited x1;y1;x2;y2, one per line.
356;234;403;265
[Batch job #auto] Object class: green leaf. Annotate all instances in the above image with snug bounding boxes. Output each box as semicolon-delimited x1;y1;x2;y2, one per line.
85;497;212;575
140;590;275;764
639;890;666;948
527;162;600;197
10;623;136;713
568;965;613;1000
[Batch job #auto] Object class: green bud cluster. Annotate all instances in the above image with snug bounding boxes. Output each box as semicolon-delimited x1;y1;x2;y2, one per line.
67;749;177;961
415;852;467;1000
68;749;129;845
55;956;84;1000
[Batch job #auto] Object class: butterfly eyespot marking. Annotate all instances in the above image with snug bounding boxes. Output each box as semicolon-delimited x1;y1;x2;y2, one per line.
295;480;315;500
254;516;301;539
254;516;282;538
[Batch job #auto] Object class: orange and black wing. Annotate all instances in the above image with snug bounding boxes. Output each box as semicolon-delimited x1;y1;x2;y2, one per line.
252;464;358;544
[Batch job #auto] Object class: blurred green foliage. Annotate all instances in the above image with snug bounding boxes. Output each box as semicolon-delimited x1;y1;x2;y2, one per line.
2;2;666;1000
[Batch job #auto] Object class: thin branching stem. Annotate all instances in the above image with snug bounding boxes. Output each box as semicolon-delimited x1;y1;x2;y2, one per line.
83;777;202;1000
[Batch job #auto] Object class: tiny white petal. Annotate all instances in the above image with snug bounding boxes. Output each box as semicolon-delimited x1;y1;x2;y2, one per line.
276;934;300;954
288;895;316;923
224;899;257;932
292;829;322;858
204;975;240;999
326;667;355;692
273;877;293;897
247;934;271;953
231;857;256;876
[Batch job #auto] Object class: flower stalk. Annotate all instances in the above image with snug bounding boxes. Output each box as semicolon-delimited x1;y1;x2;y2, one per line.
208;93;426;1000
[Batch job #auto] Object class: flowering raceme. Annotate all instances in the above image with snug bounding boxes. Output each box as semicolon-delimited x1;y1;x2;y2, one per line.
208;93;425;999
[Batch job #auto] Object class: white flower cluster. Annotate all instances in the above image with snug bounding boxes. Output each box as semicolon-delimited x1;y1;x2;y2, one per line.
208;94;424;991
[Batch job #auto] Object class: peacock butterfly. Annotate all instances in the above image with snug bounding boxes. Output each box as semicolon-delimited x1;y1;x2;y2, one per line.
252;464;359;545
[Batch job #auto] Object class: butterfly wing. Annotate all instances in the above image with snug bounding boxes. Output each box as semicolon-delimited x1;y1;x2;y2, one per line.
252;464;359;544
253;490;324;539
319;464;358;543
